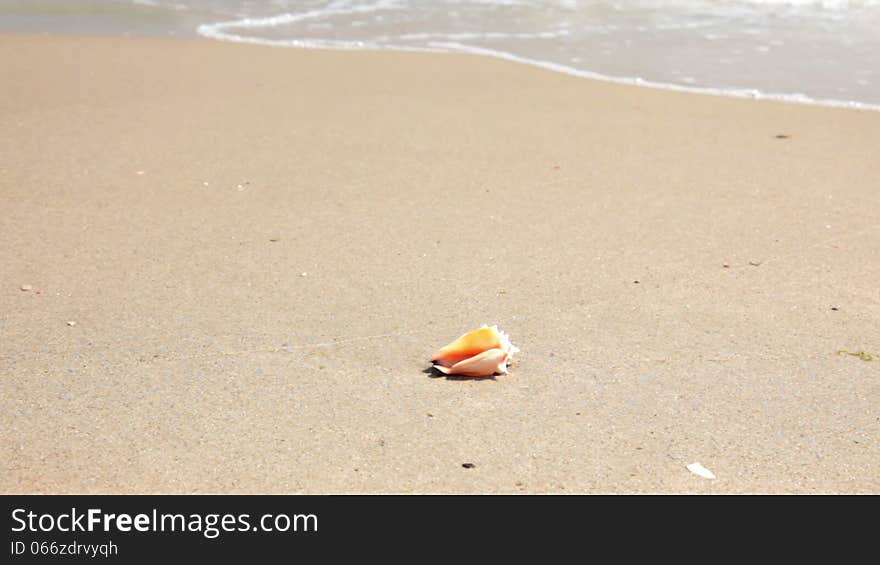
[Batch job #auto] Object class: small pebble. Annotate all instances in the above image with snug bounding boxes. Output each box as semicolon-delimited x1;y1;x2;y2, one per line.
462;463;476;469
300;272;307;277
20;284;33;291
66;321;77;327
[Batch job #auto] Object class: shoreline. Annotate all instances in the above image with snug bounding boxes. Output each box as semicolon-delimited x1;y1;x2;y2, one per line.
2;33;878;494
197;22;880;113
10;26;876;112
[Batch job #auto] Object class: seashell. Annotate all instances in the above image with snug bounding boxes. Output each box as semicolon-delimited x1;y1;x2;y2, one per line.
431;325;519;377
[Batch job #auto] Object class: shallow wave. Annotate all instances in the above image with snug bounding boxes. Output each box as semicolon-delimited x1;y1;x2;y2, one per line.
195;0;880;111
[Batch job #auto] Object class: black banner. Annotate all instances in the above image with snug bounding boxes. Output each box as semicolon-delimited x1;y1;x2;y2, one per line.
1;495;873;561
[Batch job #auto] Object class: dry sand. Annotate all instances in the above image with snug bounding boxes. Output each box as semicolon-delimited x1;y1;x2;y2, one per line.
1;33;877;493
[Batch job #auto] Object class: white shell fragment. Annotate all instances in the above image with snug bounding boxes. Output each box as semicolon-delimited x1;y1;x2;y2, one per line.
686;462;716;480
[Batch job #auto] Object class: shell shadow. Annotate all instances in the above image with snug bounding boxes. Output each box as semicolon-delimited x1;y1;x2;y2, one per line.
422;366;498;381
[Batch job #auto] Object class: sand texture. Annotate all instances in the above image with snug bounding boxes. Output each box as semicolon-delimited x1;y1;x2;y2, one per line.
1;34;878;493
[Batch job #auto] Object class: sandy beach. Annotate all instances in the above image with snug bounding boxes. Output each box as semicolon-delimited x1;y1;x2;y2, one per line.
1;33;877;493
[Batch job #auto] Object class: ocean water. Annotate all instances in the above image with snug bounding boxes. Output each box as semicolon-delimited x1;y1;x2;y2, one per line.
1;0;878;109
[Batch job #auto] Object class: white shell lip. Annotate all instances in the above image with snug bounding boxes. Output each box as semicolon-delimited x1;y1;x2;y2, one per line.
484;324;519;359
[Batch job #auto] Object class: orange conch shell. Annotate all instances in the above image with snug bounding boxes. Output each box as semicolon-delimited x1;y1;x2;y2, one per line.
431;325;519;377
